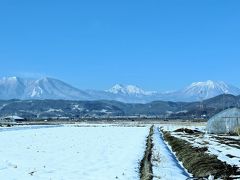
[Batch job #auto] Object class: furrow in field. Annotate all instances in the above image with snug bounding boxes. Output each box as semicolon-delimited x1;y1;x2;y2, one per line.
140;125;154;180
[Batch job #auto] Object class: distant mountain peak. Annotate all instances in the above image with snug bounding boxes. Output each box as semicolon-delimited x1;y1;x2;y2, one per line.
187;80;231;92
0;76;90;100
109;84;124;92
180;80;240;101
106;84;155;95
190;80;226;89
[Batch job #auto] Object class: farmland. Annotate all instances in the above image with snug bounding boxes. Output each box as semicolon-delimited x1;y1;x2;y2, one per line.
0;122;239;180
0;125;148;180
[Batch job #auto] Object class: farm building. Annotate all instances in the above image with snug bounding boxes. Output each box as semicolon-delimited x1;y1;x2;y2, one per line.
2;116;25;123
206;108;240;134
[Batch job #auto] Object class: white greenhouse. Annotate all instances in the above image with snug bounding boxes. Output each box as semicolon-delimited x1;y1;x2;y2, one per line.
206;108;240;134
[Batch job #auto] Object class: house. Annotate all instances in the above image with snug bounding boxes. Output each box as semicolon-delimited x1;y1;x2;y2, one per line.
206;108;240;134
2;116;25;123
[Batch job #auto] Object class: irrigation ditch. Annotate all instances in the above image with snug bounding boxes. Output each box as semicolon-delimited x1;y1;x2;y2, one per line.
140;125;154;180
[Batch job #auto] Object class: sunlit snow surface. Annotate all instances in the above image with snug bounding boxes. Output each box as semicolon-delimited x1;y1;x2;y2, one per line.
0;125;148;180
152;127;190;180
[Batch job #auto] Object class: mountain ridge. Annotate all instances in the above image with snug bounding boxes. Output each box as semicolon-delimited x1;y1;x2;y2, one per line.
0;76;240;103
0;94;239;119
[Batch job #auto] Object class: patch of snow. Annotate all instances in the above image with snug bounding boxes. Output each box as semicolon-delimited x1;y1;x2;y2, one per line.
46;109;63;113
31;87;43;97
72;104;84;111
100;109;108;113
0;104;7;110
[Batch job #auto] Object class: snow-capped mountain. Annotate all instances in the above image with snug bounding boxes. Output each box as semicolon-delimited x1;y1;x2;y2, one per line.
0;77;240;103
0;77;26;99
0;77;91;100
164;80;240;102
183;80;240;97
26;77;91;100
106;84;156;96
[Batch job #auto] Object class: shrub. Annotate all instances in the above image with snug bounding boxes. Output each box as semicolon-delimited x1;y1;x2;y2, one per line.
234;126;240;136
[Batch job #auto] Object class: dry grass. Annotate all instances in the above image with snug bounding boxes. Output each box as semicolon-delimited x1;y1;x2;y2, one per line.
140;125;154;180
234;127;240;136
162;130;239;179
174;128;202;134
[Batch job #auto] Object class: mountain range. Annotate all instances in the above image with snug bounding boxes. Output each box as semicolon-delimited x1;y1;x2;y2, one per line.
0;94;239;119
0;76;240;103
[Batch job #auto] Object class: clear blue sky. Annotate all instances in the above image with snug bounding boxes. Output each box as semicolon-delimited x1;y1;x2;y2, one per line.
0;0;240;91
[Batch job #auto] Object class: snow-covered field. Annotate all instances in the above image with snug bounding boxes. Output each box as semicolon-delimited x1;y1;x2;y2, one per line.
1;122;238;180
171;130;240;167
0;125;149;180
160;124;240;167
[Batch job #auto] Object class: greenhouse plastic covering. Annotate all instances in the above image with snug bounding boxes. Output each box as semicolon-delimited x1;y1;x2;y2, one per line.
207;108;240;134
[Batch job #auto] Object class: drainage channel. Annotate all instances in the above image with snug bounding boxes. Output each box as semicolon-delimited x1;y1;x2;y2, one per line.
152;127;190;180
140;125;154;180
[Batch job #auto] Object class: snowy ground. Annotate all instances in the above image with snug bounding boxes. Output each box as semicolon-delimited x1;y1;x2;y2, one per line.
152;127;190;180
1;122;237;180
161;124;240;167
0;125;149;180
171;131;240;167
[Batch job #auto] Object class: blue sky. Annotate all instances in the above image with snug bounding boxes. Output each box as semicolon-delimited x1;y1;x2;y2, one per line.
0;0;239;91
